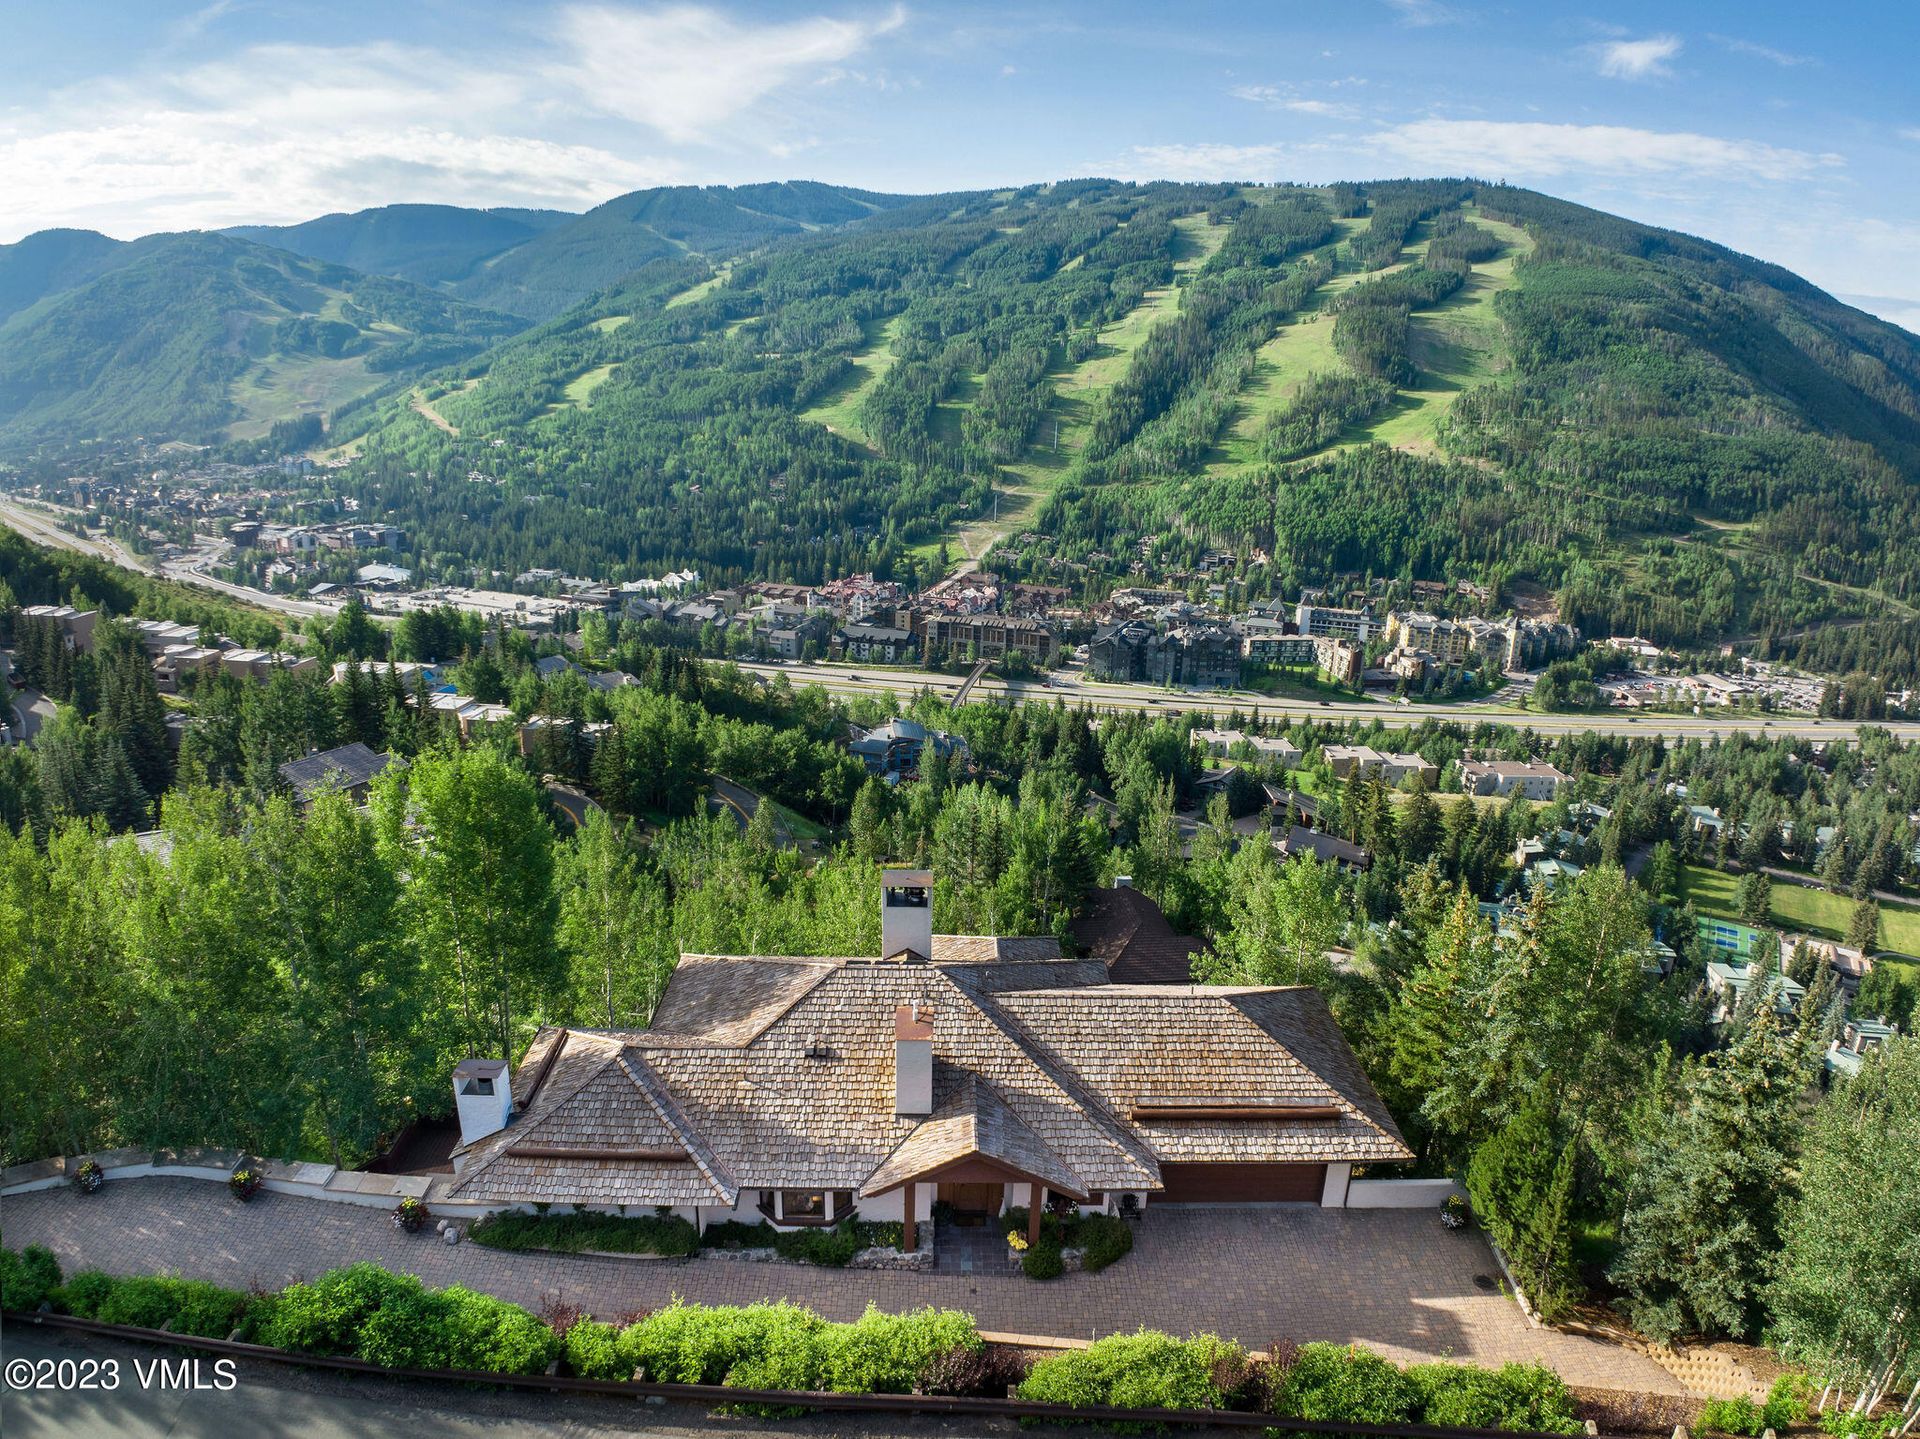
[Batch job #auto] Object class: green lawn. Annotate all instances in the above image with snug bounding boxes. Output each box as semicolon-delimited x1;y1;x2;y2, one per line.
561;362;617;407
1679;864;1920;953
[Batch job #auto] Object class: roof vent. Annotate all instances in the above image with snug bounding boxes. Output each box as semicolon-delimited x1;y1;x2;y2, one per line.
803;1034;831;1061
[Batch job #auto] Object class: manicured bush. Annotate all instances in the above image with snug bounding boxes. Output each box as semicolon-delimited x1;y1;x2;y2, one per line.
1406;1361;1581;1432
49;1270;117;1318
1268;1341;1419;1424
1700;1395;1767;1437
1021;1243;1065;1280
0;1244;63;1311
252;1263;421;1355
813;1305;980;1394
1077;1214;1134;1272
1017;1329;1244;1421
624;1300;825;1386
699;1216;898;1266
90;1275;251;1338
468;1209;699;1258
561;1318;628;1380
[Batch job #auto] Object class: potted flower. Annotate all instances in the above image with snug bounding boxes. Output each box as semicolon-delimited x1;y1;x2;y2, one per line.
392;1196;431;1234
72;1159;105;1196
228;1167;264;1203
1440;1193;1469;1231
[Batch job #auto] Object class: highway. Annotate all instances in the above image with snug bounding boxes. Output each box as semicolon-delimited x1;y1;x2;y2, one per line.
0;497;337;620
735;660;1920;743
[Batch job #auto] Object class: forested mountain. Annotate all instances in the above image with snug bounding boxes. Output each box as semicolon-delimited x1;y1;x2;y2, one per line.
224;203;576;288
0;227;144;324
4;177;1918;656
442;180;912;320
0;232;524;445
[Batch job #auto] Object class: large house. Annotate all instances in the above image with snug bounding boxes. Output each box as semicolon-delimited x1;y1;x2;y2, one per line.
446;871;1409;1241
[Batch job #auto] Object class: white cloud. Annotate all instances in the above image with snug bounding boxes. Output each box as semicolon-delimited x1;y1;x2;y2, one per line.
1383;0;1461;27
552;3;905;142
1592;34;1682;81
1229;85;1355;118
1709;34;1813;67
1366;119;1842;184
1900;127;1920;143
1116;143;1295;182
0;6;907;241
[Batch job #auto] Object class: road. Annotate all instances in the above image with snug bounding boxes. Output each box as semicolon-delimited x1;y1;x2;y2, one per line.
738;660;1920;744
0;1325;1042;1439
0;497;336;621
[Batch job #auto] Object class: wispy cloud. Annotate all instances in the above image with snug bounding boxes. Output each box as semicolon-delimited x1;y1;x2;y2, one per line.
1899;126;1920;143
1708;34;1814;67
1229;84;1356;119
0;5;906;240
1117;142;1295;181
1591;34;1682;81
1366;118;1842;183
552;3;905;143
1382;0;1462;27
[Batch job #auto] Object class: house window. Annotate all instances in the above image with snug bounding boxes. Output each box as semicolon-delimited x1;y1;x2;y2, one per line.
781;1190;827;1221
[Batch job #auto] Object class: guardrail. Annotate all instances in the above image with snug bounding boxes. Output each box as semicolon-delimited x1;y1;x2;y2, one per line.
3;1309;1614;1439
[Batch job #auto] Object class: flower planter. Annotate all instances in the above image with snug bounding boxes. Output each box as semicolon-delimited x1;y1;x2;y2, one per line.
392;1197;432;1234
229;1168;264;1203
72;1160;105;1196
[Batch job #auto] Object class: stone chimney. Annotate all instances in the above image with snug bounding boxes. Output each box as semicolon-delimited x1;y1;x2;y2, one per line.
880;867;933;961
895;1003;934;1116
453;1058;512;1147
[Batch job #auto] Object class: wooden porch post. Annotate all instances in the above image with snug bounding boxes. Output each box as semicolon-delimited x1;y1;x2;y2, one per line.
1028;1182;1044;1246
903;1182;917;1254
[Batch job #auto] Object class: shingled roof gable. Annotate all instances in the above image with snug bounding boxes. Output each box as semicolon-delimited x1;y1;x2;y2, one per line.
990;985;1411;1165
861;1076;1090;1200
647;954;840;1046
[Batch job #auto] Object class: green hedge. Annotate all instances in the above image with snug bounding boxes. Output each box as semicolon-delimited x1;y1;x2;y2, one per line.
467;1209;700;1258
1018;1334;1582;1432
251;1262;557;1375
700;1217;903;1267
0;1244;63;1311
1018;1330;1247;1417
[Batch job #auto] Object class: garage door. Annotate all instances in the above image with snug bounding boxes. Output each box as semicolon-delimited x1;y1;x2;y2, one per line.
1157;1163;1325;1204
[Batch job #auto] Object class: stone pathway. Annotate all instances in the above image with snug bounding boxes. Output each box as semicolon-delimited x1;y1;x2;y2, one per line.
0;1179;1681;1395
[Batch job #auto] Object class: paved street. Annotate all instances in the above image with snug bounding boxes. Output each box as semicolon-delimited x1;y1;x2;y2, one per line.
0;1178;1680;1395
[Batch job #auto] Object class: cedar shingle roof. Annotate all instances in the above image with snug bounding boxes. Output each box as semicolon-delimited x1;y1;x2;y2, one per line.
861;1076;1088;1199
277;742;397;800
1068;885;1205;985
446;948;1409;1206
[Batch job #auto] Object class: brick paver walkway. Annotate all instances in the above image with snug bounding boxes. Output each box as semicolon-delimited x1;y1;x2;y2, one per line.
0;1179;1680;1395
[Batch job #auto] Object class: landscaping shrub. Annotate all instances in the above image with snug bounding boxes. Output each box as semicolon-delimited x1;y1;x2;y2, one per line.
561;1318;628;1380
623;1299;825;1386
0;1244;62;1311
1762;1374;1814;1431
49;1270;117;1318
812;1305;980;1394
1406;1361;1581;1432
94;1276;250;1338
1021;1243;1065;1280
1017;1329;1244;1423
253;1263;422;1354
467;1209;699;1258
1268;1341;1419;1424
922;1341;1032;1397
356;1284;558;1374
1700;1395;1767;1437
1077;1214;1133;1272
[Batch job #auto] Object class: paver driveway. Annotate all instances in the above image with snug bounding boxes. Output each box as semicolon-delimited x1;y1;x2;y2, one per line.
0;1179;1680;1395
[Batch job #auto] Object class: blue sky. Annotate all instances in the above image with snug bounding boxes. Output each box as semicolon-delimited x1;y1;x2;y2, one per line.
5;0;1917;324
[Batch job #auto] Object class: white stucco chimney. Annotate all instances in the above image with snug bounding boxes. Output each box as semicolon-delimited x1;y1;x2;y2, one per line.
880;867;934;961
453;1058;512;1146
895;1003;934;1116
